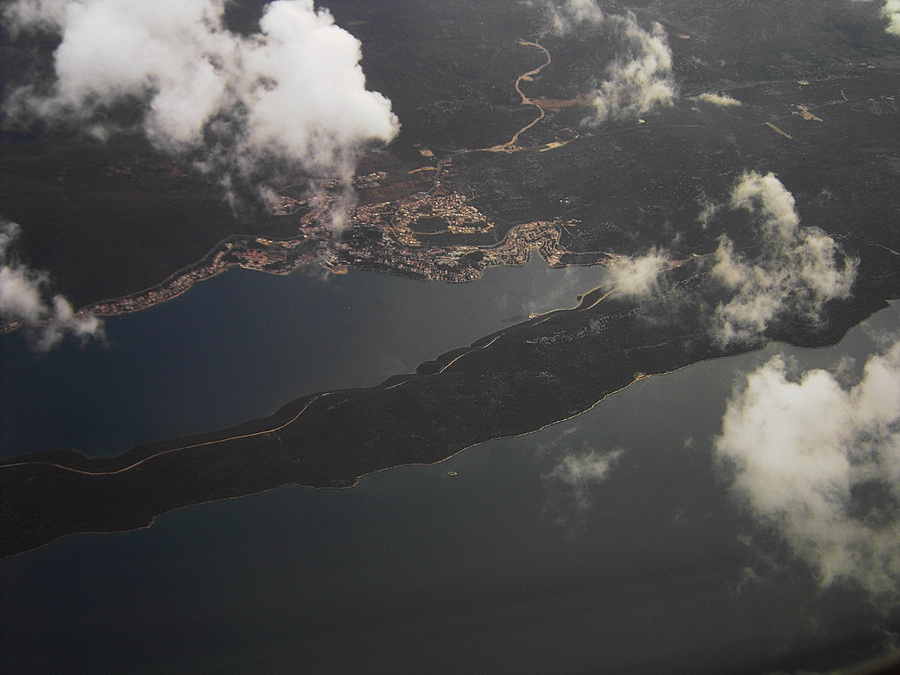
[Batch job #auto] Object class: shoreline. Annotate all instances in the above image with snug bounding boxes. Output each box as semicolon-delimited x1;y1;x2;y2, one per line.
1;264;895;559
0;213;605;336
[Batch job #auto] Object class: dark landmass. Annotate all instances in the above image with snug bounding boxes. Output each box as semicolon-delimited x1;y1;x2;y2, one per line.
2;0;896;309
0;134;309;308
0;257;894;558
3;0;897;326
1;0;900;556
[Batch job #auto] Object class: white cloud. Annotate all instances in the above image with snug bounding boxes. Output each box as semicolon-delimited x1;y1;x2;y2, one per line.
842;0;900;36
697;199;721;229
543;441;624;512
537;1;675;123
708;172;857;346
0;220;104;350
537;426;625;538
585;13;676;124
692;92;742;107
882;0;900;35
542;0;605;32
604;249;671;299
715;341;900;604
3;0;399;209
238;1;398;177
3;0;68;34
729;171;800;237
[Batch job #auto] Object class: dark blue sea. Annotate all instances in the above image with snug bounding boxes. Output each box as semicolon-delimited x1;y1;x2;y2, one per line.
1;254;602;459
1;261;897;674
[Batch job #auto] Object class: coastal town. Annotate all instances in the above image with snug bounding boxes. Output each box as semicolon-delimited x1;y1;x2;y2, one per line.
0;126;605;329
70;172;598;321
0;34;607;333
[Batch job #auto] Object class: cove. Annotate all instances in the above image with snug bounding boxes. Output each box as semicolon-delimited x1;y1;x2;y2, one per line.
1;254;603;459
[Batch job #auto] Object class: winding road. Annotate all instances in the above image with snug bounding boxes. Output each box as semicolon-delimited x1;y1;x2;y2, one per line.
431;38;554;191
489;40;553;151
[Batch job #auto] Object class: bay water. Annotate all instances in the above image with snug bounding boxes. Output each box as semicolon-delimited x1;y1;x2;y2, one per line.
1;258;897;673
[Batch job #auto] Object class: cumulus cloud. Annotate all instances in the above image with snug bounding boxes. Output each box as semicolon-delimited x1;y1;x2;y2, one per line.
537;1;675;123
692;92;742;108
534;425;629;537
883;0;900;36
604;249;671;299
547;446;624;509
542;0;605;32
0;220;104;350
715;341;900;604
539;430;625;538
3;0;399;211
585;13;676;124
697;199;722;229
708;172;857;346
